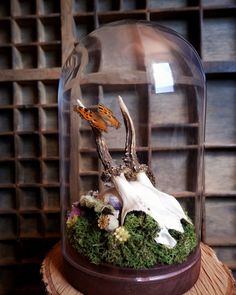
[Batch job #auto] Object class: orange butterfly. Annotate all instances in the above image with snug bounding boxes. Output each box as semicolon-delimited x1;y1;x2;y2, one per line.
73;104;120;132
98;104;121;129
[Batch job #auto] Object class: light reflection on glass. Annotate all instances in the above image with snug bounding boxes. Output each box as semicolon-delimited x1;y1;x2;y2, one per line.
152;62;174;94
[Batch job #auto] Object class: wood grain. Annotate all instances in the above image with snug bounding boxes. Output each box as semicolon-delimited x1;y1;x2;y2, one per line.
41;243;236;295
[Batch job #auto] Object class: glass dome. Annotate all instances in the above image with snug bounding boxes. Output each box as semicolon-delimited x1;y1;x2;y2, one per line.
58;20;206;295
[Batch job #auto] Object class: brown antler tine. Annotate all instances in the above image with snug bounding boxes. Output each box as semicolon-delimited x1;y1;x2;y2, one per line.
74;98;114;172
92;127;113;171
118;95;140;171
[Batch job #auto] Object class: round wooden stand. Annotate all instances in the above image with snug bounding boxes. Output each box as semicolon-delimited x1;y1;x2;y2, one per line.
41;243;236;295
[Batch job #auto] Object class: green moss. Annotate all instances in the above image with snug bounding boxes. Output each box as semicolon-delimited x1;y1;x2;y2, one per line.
67;211;197;269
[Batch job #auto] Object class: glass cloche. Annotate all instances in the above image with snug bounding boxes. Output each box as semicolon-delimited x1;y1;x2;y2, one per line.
58;20;206;295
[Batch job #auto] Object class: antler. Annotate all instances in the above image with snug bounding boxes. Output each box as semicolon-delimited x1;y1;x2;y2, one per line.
118;95;156;185
75;96;155;184
118;95;140;171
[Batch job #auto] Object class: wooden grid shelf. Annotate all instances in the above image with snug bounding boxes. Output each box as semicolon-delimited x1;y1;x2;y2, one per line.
0;0;235;293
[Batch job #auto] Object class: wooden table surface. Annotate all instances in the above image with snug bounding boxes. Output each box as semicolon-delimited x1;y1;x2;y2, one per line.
41;243;236;295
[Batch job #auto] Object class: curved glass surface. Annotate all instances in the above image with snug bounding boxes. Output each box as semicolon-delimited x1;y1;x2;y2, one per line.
58;20;206;264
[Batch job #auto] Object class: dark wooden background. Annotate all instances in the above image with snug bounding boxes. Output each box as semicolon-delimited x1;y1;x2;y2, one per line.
0;0;235;294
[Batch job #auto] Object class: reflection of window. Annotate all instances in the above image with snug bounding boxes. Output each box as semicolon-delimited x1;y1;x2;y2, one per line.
152;62;174;94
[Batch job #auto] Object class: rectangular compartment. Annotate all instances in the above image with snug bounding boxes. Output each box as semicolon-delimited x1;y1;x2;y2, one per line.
0;109;13;133
108;150;126;167
79;130;97;149
0;264;42;292
0;242;16;264
149;0;199;9
16;108;38;131
0;135;14;158
0;189;16;209
18;160;41;183
202;15;236;61
41;107;58;131
0;1;10;16
205;78;236;145
205;198;236;244
177;197;196;218
136;150;149;166
205;151;236;193
20;213;42;237
73;16;95;41
0;20;11;43
12;19;37;43
14;81;38;105
151;126;198;147
213;246;236;265
19;187;41;209
102;85;148;147
42;134;58;157
45;213;60;235
79;152;99;172
79;175;99;194
12;0;36;16
38;0;60;14
38;81;58;104
13;46;37;69
150;11;200;53
121;0;146;10
38;17;61;42
202;0;235;7
98;12;147;25
152;16;188;41
0;47;12;69
0;161;15;184
38;44;61;68
149;85;198;125
0;214;17;239
80;85;99;106
42;187;60;209
98;0;120;11
151;150;197;193
0;82;13;106
42;160;59;183
20;239;50;261
17;134;40;157
72;0;94;12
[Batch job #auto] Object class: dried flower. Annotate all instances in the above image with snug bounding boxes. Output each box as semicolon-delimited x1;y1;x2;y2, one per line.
66;203;81;229
98;214;110;230
98;214;119;232
69;206;81;218
80;194;115;214
80;195;95;208
114;226;130;242
66;215;78;228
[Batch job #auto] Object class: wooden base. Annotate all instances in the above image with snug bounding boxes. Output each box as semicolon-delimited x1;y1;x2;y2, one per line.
63;243;201;295
41;243;236;295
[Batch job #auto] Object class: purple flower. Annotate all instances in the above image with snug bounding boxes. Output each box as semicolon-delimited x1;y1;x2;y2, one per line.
69;206;81;218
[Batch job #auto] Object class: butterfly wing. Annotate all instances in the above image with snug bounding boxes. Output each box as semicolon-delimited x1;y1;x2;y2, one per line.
73;105;107;132
98;104;121;129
